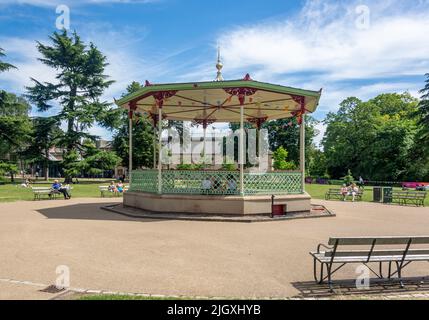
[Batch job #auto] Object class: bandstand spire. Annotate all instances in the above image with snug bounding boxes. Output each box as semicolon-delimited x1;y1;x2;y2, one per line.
215;46;224;82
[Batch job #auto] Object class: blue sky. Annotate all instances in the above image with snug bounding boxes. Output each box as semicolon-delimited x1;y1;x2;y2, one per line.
1;0;428;144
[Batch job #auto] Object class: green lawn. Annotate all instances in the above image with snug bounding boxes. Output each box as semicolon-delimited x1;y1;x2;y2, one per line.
0;178;116;202
0;178;427;206
306;184;429;207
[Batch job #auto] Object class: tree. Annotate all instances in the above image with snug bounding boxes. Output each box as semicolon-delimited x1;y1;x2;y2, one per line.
322;93;421;181
112;81;156;170
417;73;429;152
272;146;296;171
0;48;16;73
23;117;62;180
264;116;318;169
26;30;116;182
0;91;32;182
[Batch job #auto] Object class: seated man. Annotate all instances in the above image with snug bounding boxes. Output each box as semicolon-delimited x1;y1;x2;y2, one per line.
51;180;71;200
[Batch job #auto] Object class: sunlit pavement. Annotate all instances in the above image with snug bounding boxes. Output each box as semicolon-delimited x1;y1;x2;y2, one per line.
0;198;428;299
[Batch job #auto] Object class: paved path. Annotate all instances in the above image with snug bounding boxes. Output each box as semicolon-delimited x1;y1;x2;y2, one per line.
0;198;428;299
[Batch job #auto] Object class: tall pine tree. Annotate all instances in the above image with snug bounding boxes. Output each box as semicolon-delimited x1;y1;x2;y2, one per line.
26;30;117;182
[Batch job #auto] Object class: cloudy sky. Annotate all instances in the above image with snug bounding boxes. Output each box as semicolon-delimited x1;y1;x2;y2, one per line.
0;0;428;144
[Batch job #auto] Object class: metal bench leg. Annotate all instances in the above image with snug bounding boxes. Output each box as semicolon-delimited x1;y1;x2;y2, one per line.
395;261;404;288
388;261;393;279
327;264;333;291
313;259;325;284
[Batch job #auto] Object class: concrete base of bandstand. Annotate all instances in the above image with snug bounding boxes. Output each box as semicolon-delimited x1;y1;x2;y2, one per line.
123;191;312;216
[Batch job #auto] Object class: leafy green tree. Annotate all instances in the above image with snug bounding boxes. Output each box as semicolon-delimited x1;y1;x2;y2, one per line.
112;81;155;170
26;30;116;182
417;73;429;152
272;146;296;171
23;117;62;180
79;140;121;175
342;169;355;186
0;48;16;73
323;93;420;181
308;148;328;178
0;91;32;181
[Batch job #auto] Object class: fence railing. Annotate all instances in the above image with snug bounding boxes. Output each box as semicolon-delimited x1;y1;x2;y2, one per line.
130;170;303;196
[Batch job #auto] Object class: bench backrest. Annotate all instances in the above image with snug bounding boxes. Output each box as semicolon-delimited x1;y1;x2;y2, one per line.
329;236;429;246
32;187;51;191
325;236;429;259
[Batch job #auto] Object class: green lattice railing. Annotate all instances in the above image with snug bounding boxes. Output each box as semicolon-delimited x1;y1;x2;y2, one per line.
244;172;303;195
130;170;303;196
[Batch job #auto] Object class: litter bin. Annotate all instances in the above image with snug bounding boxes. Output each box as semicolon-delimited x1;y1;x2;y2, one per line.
373;187;383;203
383;187;393;204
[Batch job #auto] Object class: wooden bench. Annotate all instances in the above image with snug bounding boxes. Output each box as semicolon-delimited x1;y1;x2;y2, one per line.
325;188;363;201
310;236;429;290
32;187;73;200
387;190;427;207
99;186;128;198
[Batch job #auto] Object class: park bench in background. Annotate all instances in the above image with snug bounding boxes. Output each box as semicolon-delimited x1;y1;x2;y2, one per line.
388;190;426;207
325;188;363;201
32;186;73;200
32;187;56;200
310;236;429;291
99;185;128;198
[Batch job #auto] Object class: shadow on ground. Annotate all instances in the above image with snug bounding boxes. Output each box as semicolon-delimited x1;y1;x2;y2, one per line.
292;277;429;298
36;202;165;223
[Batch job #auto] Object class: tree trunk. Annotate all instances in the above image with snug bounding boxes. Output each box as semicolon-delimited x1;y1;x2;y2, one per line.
10;171;14;183
44;149;49;181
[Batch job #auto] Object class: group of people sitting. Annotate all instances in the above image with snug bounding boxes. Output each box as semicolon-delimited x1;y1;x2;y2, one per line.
108;181;125;194
201;174;237;193
340;183;361;202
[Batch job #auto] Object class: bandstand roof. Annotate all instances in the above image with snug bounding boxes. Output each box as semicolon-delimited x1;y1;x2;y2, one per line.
115;75;322;124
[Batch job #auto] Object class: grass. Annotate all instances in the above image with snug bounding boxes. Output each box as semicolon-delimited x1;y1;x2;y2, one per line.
0;178;117;202
0;177;427;206
306;184;429;207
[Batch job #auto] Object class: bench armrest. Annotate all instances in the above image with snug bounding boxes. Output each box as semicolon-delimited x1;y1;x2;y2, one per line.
317;243;332;254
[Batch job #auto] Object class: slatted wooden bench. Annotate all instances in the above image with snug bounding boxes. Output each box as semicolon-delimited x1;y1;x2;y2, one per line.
99;186;128;198
32;187;73;200
325;188;363;201
325;189;343;200
388;190;427;207
32;187;59;200
310;236;429;290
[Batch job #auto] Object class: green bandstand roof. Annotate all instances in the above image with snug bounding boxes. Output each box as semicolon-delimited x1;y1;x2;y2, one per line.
116;76;322;124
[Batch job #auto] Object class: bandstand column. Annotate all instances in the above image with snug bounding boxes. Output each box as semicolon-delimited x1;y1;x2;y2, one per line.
153;127;157;169
158;106;163;194
300;114;306;193
129;115;133;183
128;101;136;184
239;103;244;196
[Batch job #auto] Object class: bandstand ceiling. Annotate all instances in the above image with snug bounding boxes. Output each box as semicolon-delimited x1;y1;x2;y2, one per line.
115;76;322;125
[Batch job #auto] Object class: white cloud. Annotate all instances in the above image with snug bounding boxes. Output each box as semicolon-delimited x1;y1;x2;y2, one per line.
218;0;429;81
213;0;429;115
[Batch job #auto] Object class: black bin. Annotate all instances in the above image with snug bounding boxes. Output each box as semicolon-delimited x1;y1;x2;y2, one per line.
373;187;382;203
383;187;393;203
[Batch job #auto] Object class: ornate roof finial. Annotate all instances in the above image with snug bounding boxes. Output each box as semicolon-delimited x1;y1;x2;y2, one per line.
215;46;224;82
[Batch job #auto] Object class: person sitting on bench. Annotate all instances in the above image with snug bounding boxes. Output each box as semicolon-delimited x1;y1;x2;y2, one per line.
349;183;360;202
51;180;71;199
340;184;348;201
